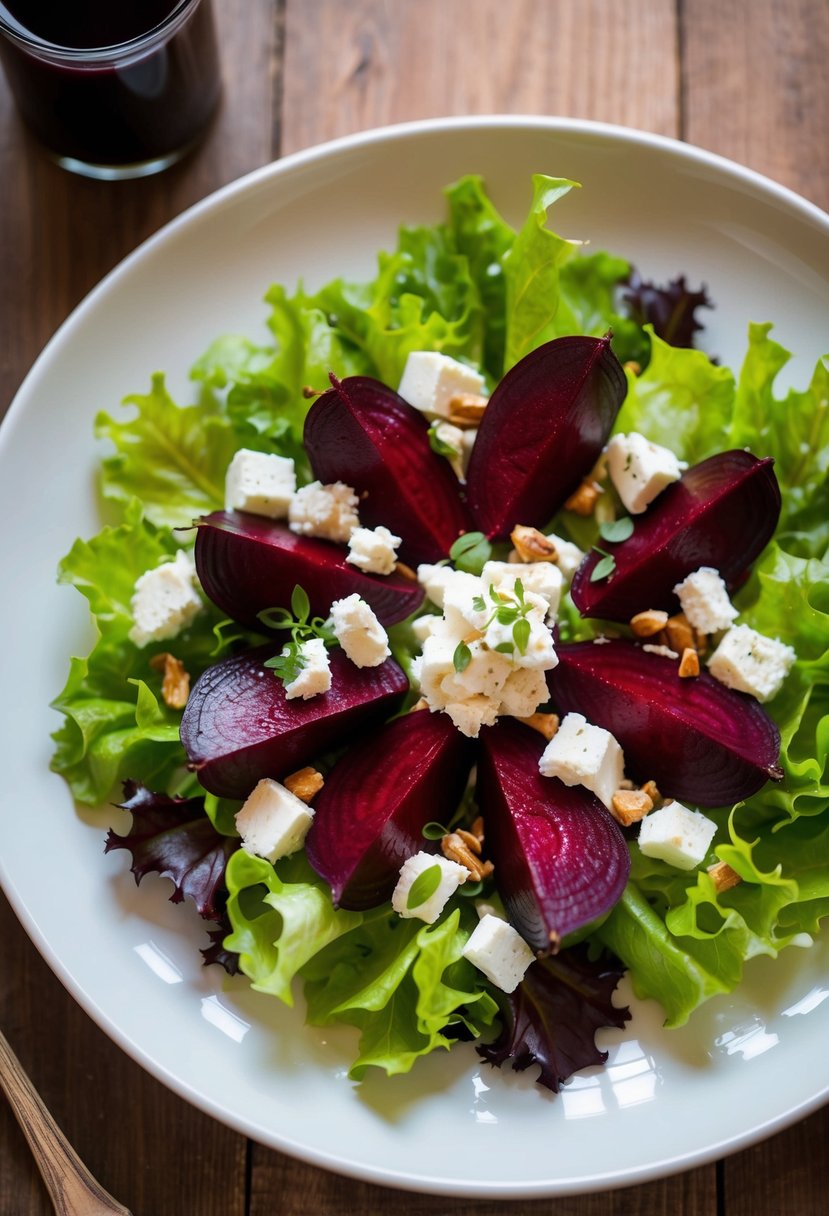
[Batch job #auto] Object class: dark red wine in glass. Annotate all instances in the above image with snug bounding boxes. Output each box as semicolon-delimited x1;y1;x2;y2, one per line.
0;1;221;177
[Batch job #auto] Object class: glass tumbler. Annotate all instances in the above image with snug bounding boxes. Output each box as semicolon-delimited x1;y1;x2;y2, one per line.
0;0;222;179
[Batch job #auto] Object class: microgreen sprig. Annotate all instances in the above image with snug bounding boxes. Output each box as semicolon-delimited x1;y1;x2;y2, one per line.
260;585;338;686
453;578;534;670
449;530;492;575
427;421;460;459
589;516;634;582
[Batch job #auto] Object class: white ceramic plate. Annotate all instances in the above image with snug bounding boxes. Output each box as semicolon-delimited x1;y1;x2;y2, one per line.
1;117;828;1198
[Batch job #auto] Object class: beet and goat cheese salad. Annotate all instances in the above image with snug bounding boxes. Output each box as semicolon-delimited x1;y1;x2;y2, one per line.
52;175;829;1092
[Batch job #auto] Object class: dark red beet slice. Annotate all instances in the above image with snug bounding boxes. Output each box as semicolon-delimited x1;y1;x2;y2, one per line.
571;450;781;621
478;719;630;953
303;375;473;564
194;511;423;631
305;709;475;910
180;644;408;799
548;638;782;806
465;336;626;541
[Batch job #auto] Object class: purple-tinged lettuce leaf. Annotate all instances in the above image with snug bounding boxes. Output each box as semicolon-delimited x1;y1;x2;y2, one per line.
622;270;712;348
477;946;629;1091
201;912;242;975
106;780;238;922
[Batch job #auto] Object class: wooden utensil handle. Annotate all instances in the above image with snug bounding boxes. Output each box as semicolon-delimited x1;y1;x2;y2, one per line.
0;1029;131;1216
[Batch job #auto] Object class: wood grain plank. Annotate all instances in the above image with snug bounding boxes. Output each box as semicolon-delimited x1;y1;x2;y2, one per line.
281;0;679;156
722;1104;829;1216
681;0;829;209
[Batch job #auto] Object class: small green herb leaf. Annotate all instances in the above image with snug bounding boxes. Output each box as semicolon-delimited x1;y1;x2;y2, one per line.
291;584;311;623
458;879;484;898
590;548;617;582
428;421;459;458
599;517;634;543
453;640;472;672
513;578;525;604
264;639;307;685
450;531;492;575
513;616;531;655
257;605;294;630
493;642;515;654
421;821;450;840
406;863;443;910
495;605;519;625
472;594;486;612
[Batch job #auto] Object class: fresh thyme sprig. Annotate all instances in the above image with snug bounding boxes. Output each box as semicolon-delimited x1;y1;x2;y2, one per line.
260;585;338;686
452;578;534;671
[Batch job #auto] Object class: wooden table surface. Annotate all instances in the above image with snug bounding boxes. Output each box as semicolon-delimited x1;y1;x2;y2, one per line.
1;2;827;1213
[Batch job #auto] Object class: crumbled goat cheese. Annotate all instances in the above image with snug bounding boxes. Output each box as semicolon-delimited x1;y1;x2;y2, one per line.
607;432;686;514
544;532;585;581
391;852;468;922
707;624;796;702
288;480;359;543
346;524;401;576
416;563;480;609
129;550;202;647
398;351;486;419
638;799;717;870
283;637;332;700
482;559;563;624
673;567;738;634
642;643;680;659
538;711;624;810
462;914;536;993
328;594;390;667
224;448;296;519
235;778;314;863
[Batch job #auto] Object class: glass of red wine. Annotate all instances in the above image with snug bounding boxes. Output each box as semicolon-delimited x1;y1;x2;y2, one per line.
0;1;221;179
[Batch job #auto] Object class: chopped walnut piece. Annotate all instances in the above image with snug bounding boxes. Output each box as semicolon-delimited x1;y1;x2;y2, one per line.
470;816;485;845
394;560;418;581
149;652;190;710
441;831;494;881
630;609;670;638
678;647;701;678
564;478;602;516
610;788;653;826
448;392;489;426
665;613;695;654
455;828;482;855
517;711;560;741
409;696;430;713
510;525;558;563
707;861;742;893
640;779;662;805
283;766;325;804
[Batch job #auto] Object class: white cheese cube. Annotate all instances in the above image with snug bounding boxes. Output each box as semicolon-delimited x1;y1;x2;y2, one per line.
444;696;500;738
415;633;457;708
673;567;738;634
224;448;296;519
638;800;717;870
411;614;441;644
288;480;359;543
345;524;401;576
328;594;390;668
440;572;486;635
235;778;314;863
416;563;480;610
282;637;332;700
543;533;585;581
607;432;685;514
391;851;468;922
498;666;549;718
439;643;513;703
707;625;796;702
482;560;564;623
482;594;558;672
129;550;202;647
538;712;624;809
462;914;535;993
398;352;486;420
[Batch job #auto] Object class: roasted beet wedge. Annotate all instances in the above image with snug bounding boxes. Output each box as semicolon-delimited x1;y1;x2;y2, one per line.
305;708;475;909
571;450;781;621
465;336;626;541
194;511;423;630
180;644;408;798
303;375;473;564
478;719;630;953
548;638;782;806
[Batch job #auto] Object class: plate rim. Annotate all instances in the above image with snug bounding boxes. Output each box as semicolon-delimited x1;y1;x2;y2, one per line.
1;113;828;1198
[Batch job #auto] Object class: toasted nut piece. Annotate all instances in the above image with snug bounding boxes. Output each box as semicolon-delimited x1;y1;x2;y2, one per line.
618;777;636;790
624;361;642;375
610;789;653;826
693;626;709;656
470;816;485;844
441;831;494;880
394;560;418;581
409;696;430;713
448;392;489;425
665;613;695;654
517;712;560;741
707;861;742;893
640;779;662;804
630;609;669;638
510;525;558;563
284;766;324;804
149;652;190;710
564;478;602;516
678;647;701;678
455;828;482;855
